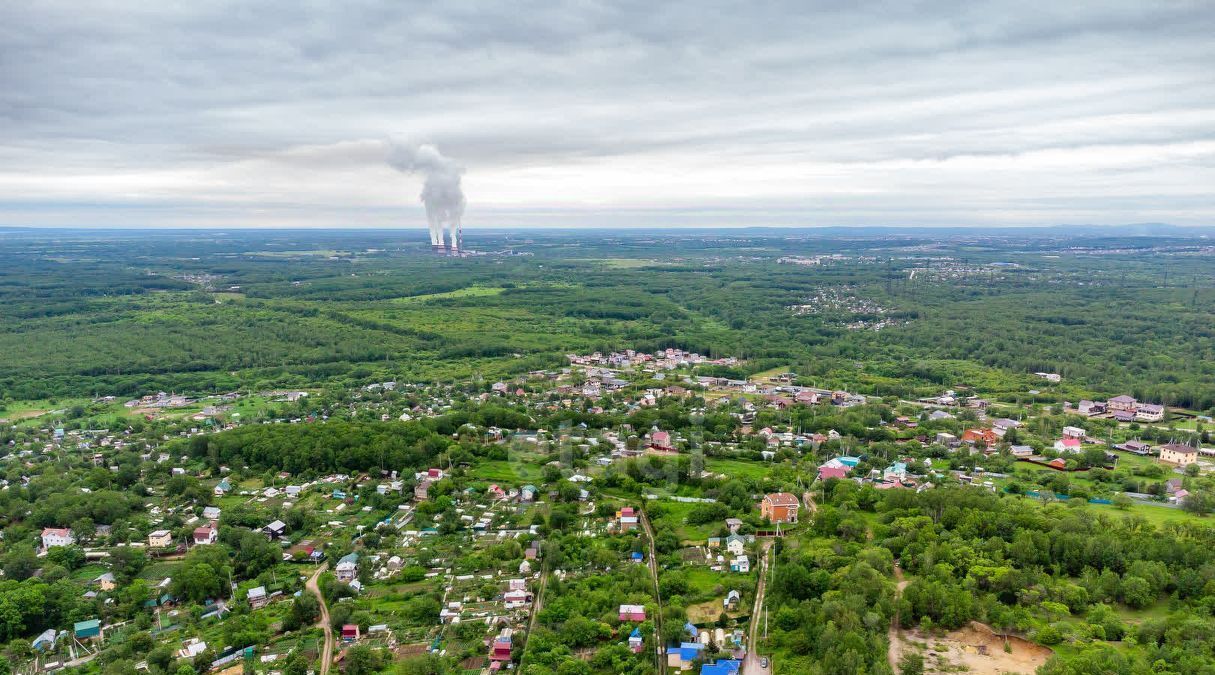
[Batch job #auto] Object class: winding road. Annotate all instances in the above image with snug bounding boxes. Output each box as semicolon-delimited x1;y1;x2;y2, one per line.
305;563;334;675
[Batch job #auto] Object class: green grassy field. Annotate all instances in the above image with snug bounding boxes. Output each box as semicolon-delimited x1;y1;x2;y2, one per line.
705;458;772;480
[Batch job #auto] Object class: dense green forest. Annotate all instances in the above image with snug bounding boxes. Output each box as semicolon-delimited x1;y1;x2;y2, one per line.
3;228;1213;412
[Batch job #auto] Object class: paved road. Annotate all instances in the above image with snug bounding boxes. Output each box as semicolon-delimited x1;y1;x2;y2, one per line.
639;509;667;675
744;541;773;675
305;563;334;675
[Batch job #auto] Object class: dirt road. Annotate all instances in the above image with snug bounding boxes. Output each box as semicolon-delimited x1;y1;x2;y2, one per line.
744;540;774;675
305;563;334;675
516;555;549;673
888;564;909;670
639;509;667;675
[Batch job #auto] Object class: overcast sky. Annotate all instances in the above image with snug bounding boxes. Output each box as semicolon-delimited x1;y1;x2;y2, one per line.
2;1;1214;229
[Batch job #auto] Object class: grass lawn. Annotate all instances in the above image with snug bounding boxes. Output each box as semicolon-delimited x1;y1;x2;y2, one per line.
749;365;794;382
467;460;543;483
684;567;731;596
1101;501;1212;527
390;286;506;304
651;500;720;542
1114;600;1172;625
705;458;771;480
687;599;726;624
139;560;181;582
72;563;109;582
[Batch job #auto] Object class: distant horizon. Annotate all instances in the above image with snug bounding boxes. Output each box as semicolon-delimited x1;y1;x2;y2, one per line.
2;222;1212;235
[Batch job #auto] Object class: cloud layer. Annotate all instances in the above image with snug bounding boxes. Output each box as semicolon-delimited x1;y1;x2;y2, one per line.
2;1;1213;228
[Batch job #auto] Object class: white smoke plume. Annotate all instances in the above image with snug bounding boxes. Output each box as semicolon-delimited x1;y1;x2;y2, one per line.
386;142;465;250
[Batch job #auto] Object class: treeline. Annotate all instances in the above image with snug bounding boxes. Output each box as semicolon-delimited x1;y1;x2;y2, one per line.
767;542;896;674
830;484;1215;673
177;420;452;476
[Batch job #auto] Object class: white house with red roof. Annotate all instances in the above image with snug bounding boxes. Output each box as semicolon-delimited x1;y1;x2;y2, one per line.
41;527;75;549
1054;438;1083;454
193;523;217;545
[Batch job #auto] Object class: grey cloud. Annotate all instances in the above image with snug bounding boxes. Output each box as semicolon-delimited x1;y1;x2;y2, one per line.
0;1;1213;228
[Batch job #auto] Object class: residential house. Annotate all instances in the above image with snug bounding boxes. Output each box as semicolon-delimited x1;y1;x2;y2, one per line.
148;529;173;548
649;430;674;450
628;626;644;653
1077;400;1104;416
1054;438;1083;454
668;642;705;670
1010;445;1035;458
94;572;116;592
263;520;287;540
202;506;221;520
883;462;908;482
213;478;231;496
1117;440;1153;455
700;659;742;675
440;601;462;623
341;624;360;642
617;507;640;532
723;589;741;610
760;492;799;524
1137;404;1165;422
31;628;57;651
961;428;999;446
724;518;743;533
193;523;217;545
619;604;647;622
1160;443;1198;467
41;527;75;549
489;629;513;662
74;619;102;641
992;419;1020;437
417;468;445;482
335;552;359;582
1062;426;1086;439
1108;395;1138;412
247;586;268;609
504;589;531;609
725;534;746;556
730;555;750;573
818;463;850;480
414;479;432;501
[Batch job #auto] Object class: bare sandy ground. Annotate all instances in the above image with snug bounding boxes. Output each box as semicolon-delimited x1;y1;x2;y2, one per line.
890;620;1052;675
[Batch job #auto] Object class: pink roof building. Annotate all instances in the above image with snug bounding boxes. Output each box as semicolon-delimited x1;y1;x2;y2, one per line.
619;604;646;622
489;630;513;661
818;465;849;480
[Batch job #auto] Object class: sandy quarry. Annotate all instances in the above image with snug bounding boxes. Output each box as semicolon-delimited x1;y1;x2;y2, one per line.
890;621;1053;675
